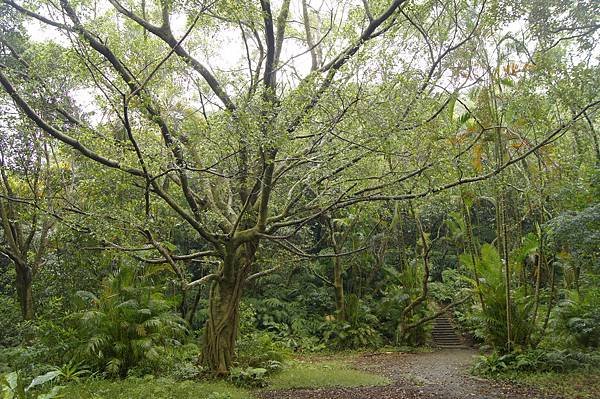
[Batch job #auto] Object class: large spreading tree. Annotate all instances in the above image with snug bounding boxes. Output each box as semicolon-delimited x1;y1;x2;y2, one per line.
0;0;597;374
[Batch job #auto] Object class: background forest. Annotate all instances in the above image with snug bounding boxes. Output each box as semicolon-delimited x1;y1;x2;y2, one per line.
0;0;598;398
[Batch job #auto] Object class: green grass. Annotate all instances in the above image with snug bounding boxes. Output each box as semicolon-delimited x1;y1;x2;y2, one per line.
59;355;391;397
266;359;390;390
495;371;600;399
61;377;253;399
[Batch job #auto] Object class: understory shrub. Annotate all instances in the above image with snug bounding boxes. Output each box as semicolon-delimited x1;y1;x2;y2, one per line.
0;370;63;399
0;345;53;377
0;296;25;348
464;244;531;351
472;349;600;375
553;288;600;348
228;366;268;387
244;292;325;352
160;343;203;380
321;294;382;349
236;331;290;369
72;265;186;377
375;265;433;346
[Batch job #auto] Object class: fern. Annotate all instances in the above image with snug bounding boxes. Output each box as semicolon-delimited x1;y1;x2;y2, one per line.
72;265;186;377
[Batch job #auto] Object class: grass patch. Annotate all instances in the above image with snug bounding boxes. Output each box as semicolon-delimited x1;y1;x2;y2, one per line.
266;359;390;390
495;371;600;399
62;377;253;399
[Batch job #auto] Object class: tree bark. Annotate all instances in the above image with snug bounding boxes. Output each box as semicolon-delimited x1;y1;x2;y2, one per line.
15;262;34;320
201;275;244;375
333;256;346;321
200;241;255;375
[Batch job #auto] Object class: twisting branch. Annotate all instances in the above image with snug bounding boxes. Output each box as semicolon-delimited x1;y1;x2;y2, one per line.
186;273;219;289
320;0;408;72
262;235;368;259
0;69;145;177
245;265;282;282
107;0;235;111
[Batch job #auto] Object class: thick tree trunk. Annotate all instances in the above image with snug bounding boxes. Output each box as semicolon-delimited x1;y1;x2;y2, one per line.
201;274;244;375
201;241;255;375
15;263;34;320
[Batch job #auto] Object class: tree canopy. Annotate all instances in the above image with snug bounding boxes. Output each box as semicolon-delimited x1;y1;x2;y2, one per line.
0;0;598;383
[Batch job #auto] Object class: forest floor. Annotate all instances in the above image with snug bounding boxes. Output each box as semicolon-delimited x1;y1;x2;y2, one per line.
259;348;561;399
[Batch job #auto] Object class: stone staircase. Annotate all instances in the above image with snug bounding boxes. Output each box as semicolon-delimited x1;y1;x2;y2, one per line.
432;312;467;348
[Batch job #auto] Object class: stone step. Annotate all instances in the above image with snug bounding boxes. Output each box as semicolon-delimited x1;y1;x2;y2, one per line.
432;311;466;348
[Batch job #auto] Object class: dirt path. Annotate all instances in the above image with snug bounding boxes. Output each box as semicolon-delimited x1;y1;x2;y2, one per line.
259;349;560;399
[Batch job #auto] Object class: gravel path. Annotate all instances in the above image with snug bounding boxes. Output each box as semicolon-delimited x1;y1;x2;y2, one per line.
259;349;561;399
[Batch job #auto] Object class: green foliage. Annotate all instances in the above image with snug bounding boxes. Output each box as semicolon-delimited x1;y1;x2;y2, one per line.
228;367;268;388
463;244;531;351
472;349;600;376
545;203;600;273
0;296;23;348
0;370;63;399
375;266;432;345
50;362;90;384
160;343;203;381
243;285;326;352
553;289;600;348
60;378;250;399
429;268;471;304
321;295;382;349
0;345;52;377
236;331;290;370
494;370;600;399
72;266;186;377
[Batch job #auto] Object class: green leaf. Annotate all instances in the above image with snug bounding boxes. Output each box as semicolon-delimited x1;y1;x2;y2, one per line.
4;371;19;391
163;241;177;252
448;91;458;120
499;77;514;87
27;371;60;391
458;112;471;125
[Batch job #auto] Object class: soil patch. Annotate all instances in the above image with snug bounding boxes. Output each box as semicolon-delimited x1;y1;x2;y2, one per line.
259;349;562;399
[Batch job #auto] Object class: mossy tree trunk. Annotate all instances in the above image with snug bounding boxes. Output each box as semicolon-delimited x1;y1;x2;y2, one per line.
201;240;257;375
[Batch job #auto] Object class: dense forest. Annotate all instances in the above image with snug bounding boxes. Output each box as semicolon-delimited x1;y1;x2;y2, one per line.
0;0;598;398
